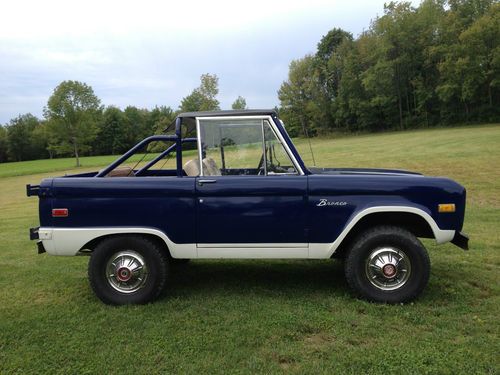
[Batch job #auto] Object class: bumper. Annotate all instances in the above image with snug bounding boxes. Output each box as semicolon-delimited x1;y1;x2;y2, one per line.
451;231;469;250
29;227;39;240
30;227;47;254
29;227;57;255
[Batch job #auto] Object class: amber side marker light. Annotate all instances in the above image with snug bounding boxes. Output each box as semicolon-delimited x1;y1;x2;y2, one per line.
438;203;456;213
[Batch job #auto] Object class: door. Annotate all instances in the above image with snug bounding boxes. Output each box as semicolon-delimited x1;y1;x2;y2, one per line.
195;116;308;257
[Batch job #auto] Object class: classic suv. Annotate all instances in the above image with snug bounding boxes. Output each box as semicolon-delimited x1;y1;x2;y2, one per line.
27;110;468;305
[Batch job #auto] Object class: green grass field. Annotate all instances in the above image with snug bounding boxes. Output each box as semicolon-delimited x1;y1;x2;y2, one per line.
0;125;499;374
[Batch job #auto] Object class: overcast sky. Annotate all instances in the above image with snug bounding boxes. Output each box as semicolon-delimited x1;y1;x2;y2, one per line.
0;0;419;124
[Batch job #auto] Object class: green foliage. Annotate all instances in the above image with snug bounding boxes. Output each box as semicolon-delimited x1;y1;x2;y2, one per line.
94;106;129;155
0;126;7;162
279;0;500;133
44;80;102;166
231;96;247;110
3;2;500;164
278;55;323;137
4;114;47;161
180;73;220;112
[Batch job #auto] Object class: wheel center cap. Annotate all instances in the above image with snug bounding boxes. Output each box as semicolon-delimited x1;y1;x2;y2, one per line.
116;267;132;282
382;264;396;278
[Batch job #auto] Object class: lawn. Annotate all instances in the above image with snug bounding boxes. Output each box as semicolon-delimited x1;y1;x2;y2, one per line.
0;124;498;374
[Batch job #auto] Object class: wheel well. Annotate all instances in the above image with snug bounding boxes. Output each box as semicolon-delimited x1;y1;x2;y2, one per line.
78;233;171;258
332;212;434;259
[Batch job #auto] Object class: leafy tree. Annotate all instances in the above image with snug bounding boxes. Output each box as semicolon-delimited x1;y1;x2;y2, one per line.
31;121;54;159
180;73;220;112
231;96;247;110
148;106;175;134
316;28;353;99
436;0;498;120
146;106;176;152
123;106;149;143
5;114;46;161
95;106;128;155
314;28;353;128
0;126;9;162
278;55;322;137
279;0;499;132
44;81;101;166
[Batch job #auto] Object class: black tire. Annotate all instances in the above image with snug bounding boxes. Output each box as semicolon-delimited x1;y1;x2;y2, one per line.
88;235;168;305
344;226;430;303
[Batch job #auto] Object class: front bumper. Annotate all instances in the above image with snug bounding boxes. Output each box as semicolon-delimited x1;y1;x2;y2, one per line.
451;231;469;250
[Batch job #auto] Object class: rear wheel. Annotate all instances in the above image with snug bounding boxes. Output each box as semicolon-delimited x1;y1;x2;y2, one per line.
88;236;168;305
344;226;430;303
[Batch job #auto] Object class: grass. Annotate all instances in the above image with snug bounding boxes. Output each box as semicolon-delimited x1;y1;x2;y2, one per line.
0;124;499;374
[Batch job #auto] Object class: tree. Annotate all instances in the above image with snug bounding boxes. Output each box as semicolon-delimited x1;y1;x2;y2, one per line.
316;27;353;99
0;126;8;162
149;106;176;134
5;114;46;161
44;81;101;166
32;121;53;159
231;96;247;110
436;0;498;121
456;3;499;114
95;106;128;155
180;73;220;112
124;106;149;143
278;55;322;137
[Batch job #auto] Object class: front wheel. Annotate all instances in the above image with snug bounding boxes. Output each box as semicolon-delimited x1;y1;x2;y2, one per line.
88;235;168;305
344;226;430;303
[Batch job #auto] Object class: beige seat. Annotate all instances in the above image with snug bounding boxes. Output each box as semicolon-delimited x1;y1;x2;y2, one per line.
202;158;221;176
183;159;200;176
105;166;135;177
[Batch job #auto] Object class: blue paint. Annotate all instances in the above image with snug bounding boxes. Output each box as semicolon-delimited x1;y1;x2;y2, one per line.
32;111;467;247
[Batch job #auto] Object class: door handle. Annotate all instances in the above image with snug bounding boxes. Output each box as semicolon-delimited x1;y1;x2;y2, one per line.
198;179;217;186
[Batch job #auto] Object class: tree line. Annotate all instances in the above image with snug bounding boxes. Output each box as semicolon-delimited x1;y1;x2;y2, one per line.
0;0;498;164
278;0;499;136
0;74;247;164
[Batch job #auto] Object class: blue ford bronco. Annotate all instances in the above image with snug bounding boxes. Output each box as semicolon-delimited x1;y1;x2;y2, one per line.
27;110;468;305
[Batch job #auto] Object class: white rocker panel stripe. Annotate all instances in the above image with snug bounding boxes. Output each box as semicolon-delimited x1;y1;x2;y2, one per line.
38;227;196;258
38;206;454;258
197;247;308;259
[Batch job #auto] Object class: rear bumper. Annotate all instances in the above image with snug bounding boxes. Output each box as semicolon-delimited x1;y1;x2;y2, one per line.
29;227;55;255
29;227;39;240
451;231;469;250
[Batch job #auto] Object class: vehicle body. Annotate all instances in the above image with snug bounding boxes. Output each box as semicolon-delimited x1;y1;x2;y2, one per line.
27;110;469;304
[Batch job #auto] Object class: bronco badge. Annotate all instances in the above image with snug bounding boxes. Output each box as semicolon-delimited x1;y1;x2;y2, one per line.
317;199;348;207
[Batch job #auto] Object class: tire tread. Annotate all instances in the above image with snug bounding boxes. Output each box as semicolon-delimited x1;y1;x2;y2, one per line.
344;225;430;303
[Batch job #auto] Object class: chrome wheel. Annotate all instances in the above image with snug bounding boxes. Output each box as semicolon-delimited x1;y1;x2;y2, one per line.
365;247;411;291
106;250;148;293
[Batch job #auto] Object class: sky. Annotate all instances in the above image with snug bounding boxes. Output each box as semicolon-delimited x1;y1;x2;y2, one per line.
0;0;419;124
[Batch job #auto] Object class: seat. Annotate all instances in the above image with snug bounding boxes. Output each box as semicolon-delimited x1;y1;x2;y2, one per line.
105;166;135;177
183;159;200;176
202;158;221;176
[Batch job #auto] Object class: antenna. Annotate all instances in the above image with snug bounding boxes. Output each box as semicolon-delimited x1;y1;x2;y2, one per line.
301;119;316;166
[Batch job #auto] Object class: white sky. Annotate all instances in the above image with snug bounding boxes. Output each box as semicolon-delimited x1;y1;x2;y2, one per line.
0;0;419;123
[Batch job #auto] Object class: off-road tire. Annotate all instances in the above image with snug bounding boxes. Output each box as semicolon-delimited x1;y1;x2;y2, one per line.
344;226;430;303
88;235;168;305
